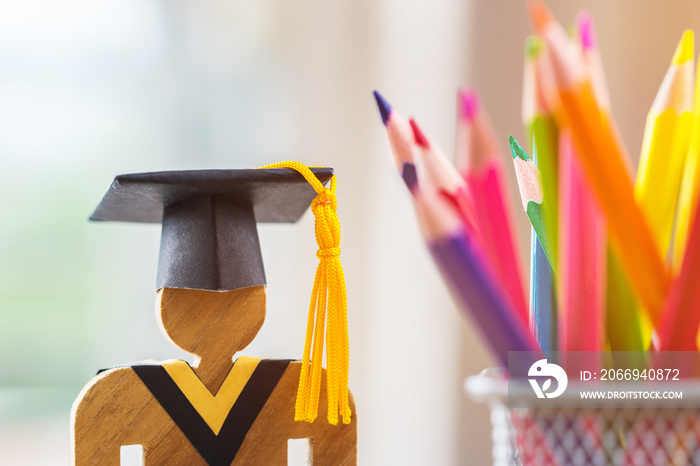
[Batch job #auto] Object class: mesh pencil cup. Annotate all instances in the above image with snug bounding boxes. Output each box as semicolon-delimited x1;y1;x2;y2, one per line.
466;368;700;466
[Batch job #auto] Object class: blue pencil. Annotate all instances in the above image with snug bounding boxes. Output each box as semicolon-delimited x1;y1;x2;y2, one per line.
529;136;558;354
530;233;557;354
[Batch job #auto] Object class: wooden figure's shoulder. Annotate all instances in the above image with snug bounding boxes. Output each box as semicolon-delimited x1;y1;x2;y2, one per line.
72;363;159;422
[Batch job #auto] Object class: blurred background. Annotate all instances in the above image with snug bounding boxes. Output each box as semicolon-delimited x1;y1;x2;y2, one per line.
1;0;699;464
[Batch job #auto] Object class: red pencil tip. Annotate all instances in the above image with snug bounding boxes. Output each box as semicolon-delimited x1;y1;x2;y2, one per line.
527;0;554;34
458;87;480;122
409;119;430;148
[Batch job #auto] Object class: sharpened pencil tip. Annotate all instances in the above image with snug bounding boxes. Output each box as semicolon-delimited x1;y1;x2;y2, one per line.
525;35;544;61
373;90;392;125
458;87;480;122
409;118;430;148
672;30;694;65
509;136;530;161
527;0;554;34
402;162;418;192
576;11;596;51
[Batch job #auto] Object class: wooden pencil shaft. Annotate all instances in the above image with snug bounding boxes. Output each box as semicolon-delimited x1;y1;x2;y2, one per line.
636;110;695;256
660;189;700;350
530;232;557;353
557;85;669;325
526;115;559;241
466;159;529;327
458;90;528;327
673;57;700;269
535;12;669;322
606;248;648;352
430;231;541;366
558;134;605;354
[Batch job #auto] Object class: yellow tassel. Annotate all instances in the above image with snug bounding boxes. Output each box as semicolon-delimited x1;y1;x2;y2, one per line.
257;161;351;425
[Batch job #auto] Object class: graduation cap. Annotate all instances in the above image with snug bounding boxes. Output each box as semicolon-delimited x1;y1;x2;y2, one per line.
90;167;334;292
90;162;351;425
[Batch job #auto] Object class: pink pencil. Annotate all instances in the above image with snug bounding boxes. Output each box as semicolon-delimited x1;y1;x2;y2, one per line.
558;128;605;360
455;88;528;328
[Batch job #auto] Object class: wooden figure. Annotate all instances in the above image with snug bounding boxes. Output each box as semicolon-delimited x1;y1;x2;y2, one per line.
72;168;357;465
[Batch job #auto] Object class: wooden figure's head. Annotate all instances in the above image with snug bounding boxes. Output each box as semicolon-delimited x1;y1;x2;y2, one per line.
157;286;266;361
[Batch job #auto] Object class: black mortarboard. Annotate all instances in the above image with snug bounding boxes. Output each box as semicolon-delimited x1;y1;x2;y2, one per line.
90;168;333;291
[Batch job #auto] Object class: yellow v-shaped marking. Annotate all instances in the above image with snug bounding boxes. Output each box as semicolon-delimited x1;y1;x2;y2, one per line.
162;357;261;435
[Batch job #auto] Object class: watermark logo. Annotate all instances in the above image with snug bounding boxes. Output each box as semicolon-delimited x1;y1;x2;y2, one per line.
528;359;568;398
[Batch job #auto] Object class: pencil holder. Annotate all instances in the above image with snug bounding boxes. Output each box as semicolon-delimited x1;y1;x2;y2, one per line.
466;369;700;466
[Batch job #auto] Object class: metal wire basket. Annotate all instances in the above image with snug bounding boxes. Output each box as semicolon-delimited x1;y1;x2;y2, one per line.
466;368;700;466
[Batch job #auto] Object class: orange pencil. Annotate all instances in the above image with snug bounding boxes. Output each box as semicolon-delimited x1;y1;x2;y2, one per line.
529;1;670;326
455;89;528;327
575;11;647;354
575;11;633;176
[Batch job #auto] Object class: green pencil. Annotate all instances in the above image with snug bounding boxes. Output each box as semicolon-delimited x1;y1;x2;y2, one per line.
510;136;556;270
523;35;559;248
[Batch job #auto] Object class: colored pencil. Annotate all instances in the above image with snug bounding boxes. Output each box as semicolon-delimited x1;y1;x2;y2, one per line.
455;88;528;328
522;36;558;353
576;12;610;119
659;191;700;351
574;13;647;357
510;136;555;270
673;55;700;271
575;11;633;175
412;184;541;366
529;236;556;353
635;30;695;259
522;36;559;241
373;90;419;190
529;1;670;326
658;38;700;352
558;128;605;355
572;14;649;354
409;118;478;233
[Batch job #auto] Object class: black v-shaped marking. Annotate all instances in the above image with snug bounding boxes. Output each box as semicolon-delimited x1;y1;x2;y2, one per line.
133;359;292;466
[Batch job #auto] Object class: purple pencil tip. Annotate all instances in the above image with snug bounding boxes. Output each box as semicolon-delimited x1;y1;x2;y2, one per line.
373;90;392;125
458;88;480;122
402;162;418;192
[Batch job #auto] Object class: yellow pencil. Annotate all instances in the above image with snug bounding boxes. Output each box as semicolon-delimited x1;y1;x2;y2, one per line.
635;30;695;261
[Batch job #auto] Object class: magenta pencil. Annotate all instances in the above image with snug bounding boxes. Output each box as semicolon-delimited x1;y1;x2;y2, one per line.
558;128;605;360
455;89;529;328
414;187;541;367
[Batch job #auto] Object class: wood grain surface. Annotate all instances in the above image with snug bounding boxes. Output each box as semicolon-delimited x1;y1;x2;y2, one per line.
72;287;356;465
